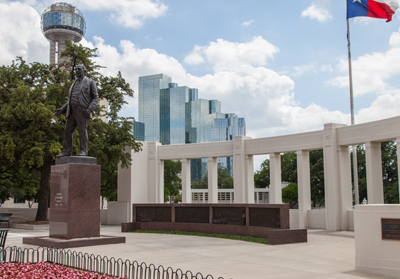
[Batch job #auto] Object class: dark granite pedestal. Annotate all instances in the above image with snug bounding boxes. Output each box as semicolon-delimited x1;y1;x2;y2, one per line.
23;156;125;248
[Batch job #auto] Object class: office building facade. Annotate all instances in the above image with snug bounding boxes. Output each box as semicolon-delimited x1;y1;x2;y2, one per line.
138;74;172;142
135;74;246;180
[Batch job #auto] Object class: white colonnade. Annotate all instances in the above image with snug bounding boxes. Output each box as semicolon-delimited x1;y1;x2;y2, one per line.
116;116;400;231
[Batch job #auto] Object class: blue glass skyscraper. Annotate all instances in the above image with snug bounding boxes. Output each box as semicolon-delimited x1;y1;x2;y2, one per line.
185;99;246;179
160;83;198;145
133;120;145;141
138;74;172;142
135;73;246;180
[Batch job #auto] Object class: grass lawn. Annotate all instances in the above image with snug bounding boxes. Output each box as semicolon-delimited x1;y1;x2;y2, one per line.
131;230;269;244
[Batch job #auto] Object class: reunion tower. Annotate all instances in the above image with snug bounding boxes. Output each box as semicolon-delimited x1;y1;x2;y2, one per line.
41;2;86;64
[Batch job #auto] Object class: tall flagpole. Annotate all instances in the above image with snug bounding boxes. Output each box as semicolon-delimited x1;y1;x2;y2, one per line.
347;14;360;205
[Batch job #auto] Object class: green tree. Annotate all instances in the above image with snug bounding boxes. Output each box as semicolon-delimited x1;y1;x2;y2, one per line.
281;152;297;183
255;152;298;189
164;160;182;202
352;141;399;204
354;145;367;204
282;183;298;208
191;178;207;189
0;43;142;220
309;150;325;207
254;159;269;188
255;150;325;207
218;168;233;189
191;168;234;189
380;141;399;203
0;59;66;219
221;177;234;189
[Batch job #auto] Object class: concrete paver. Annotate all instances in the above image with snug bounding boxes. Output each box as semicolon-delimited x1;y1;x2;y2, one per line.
2;226;396;279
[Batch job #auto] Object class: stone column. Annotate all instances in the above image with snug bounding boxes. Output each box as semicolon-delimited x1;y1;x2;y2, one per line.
158;159;164;203
246;155;255;203
233;136;253;203
297;150;311;229
365;141;384;204
147;142;163;203
269;152;282;204
323;123;346;231
208;157;218;203
113;146;135;224
181;158;191;203
338;145;353;230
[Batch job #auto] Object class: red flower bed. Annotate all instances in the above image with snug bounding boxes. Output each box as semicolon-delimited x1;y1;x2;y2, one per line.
0;262;127;279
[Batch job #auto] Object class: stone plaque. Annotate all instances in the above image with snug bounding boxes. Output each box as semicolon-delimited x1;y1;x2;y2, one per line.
381;218;400;241
136;207;171;222
175;207;209;224
213;207;246;226
249;208;281;228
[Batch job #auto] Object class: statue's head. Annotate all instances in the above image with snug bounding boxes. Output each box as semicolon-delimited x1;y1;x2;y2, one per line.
75;64;86;78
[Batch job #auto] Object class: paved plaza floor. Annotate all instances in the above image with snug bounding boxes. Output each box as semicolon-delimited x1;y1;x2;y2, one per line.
2;225;396;279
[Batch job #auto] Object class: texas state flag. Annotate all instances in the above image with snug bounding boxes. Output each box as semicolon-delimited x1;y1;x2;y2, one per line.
347;0;399;22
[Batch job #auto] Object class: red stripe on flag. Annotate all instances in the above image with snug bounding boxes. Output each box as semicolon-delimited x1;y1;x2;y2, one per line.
368;1;395;22
377;2;395;21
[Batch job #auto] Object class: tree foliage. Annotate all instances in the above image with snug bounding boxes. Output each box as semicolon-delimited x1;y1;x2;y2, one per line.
0;42;142;219
282;183;298;209
0;59;66;213
191;178;206;189
164;160;182;202
352;141;399;204
254;159;269;189
255;150;325;207
309;149;325;207
191;167;234;189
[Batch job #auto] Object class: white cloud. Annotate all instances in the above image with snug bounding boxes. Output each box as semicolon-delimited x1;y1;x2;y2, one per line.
293;62;333;77
83;36;350;138
0;1;48;65
279;103;349;133
327;27;400;124
22;0;168;29
184;53;205;65
242;19;254;27
389;29;400;46
330;27;400;96
301;2;332;22
353;17;375;24
357;94;400;123
184;36;279;72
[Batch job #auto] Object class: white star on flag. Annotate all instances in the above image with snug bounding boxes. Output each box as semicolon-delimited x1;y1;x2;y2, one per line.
353;0;362;3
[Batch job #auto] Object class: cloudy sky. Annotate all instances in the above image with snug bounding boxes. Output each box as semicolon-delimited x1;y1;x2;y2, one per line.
2;0;400;142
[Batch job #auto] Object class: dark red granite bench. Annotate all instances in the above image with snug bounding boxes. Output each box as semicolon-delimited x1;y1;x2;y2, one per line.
122;204;307;245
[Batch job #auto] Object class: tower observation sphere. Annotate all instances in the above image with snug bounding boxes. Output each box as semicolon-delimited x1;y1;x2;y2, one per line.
41;2;86;64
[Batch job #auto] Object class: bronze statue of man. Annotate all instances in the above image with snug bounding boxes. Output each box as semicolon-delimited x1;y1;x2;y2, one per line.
55;65;99;157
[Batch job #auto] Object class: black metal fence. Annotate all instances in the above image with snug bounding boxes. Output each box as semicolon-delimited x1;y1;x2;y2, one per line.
2;246;223;279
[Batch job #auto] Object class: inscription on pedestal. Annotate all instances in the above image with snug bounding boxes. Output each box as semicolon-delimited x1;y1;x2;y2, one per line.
55;193;63;207
381;218;400;241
